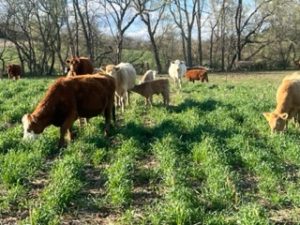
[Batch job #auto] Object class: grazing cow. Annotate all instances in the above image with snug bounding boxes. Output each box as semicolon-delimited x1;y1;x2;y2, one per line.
263;73;300;132
7;64;22;80
131;79;170;106
139;69;157;84
168;60;186;89
22;74;116;147
105;62;136;113
185;68;208;83
65;56;94;77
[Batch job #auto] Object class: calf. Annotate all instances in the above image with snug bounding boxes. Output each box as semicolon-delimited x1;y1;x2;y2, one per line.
185;68;208;83
131;79;170;106
66;56;94;77
263;73;300;132
7;64;22;80
22;74;116;147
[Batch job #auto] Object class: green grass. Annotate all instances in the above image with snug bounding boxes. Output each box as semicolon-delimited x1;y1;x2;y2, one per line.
1;71;300;224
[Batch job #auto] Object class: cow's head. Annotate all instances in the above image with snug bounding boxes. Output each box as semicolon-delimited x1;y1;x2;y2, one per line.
263;112;288;133
22;114;40;140
66;57;81;73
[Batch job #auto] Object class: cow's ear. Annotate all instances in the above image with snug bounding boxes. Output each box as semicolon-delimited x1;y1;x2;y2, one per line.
279;113;288;120
263;112;271;120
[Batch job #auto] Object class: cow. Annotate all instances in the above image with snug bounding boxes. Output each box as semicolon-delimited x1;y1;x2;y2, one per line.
131;79;170;106
7;64;22;80
185;68;208;83
139;69;157;84
65;56;94;77
263;73;300;133
168;60;187;89
105;62;136;113
22;74;116;147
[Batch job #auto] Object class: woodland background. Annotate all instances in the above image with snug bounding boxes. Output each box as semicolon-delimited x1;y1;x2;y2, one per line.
0;0;299;75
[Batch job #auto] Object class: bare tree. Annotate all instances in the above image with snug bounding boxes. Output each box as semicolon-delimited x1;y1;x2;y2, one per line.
196;0;206;66
73;0;95;60
169;0;198;67
134;0;166;73
0;39;7;78
100;0;139;63
229;0;274;70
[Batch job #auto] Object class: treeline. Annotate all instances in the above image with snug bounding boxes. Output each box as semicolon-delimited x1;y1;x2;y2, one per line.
0;0;299;75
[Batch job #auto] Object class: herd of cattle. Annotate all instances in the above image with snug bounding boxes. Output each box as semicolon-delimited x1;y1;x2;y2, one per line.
17;56;208;147
6;56;299;146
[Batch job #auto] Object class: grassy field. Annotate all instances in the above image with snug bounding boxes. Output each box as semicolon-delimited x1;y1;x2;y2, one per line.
1;71;300;224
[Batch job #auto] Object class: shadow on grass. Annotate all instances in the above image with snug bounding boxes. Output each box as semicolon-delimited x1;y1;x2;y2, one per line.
167;98;234;114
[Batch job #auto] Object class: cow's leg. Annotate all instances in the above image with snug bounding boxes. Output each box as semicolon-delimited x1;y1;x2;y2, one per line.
104;103;114;136
120;96;125;113
147;96;152;107
127;91;131;106
59;113;77;147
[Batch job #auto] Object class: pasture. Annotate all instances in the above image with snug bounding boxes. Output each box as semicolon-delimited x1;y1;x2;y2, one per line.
1;71;300;224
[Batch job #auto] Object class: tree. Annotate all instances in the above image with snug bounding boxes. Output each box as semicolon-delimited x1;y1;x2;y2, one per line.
134;0;166;73
100;0;139;63
229;0;274;70
169;0;198;67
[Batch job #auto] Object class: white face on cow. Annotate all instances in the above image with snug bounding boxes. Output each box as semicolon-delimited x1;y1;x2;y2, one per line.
22;114;39;140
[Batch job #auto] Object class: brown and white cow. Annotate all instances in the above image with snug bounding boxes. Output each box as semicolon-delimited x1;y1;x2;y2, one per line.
7;64;22;80
65;56;94;77
22;74;116;147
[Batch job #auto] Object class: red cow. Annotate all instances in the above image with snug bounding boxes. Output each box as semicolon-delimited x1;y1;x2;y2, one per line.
65;56;94;77
7;64;22;80
185;68;208;83
22;74;116;147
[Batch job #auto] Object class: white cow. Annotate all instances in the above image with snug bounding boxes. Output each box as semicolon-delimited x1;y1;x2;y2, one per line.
168;60;186;89
106;62;136;113
139;69;157;84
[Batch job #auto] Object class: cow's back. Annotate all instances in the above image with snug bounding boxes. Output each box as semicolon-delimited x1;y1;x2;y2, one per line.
71;75;115;117
42;75;115;121
116;63;136;90
277;77;300;108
